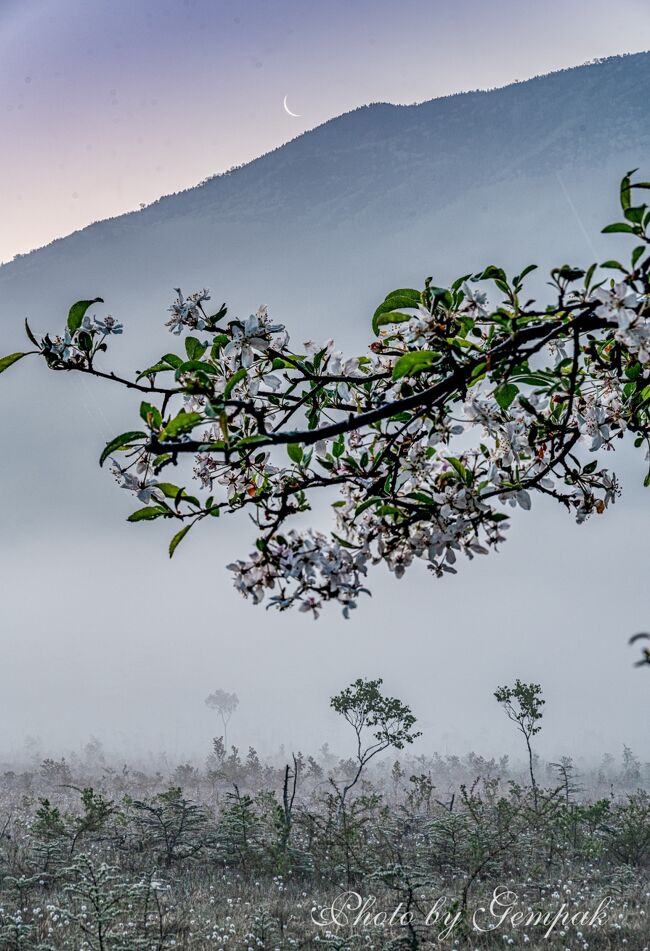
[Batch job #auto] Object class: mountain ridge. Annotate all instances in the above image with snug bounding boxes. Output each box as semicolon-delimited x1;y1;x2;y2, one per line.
3;50;649;272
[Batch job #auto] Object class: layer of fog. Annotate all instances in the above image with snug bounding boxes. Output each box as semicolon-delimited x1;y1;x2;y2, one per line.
1;57;649;761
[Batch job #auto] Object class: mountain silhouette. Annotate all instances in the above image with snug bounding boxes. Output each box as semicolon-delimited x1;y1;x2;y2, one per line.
2;51;649;361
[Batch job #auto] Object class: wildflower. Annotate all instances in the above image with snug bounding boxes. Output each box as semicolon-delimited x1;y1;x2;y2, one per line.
462;281;490;317
94;314;123;334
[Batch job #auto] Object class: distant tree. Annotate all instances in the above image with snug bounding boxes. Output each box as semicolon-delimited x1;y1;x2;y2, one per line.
83;736;105;767
209;735;226;766
204;688;239;750
494;679;545;809
622;744;642;785
331;677;421;806
39;757;71;784
549;755;581;805
2;172;650;618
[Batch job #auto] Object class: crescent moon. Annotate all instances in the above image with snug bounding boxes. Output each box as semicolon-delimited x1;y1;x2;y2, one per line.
283;95;301;118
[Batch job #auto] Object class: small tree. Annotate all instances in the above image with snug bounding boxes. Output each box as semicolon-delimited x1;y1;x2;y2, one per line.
216;785;262;871
127;787;212;869
549;755;580;805
494;679;544;810
204;688;239;750
331;677;421;806
60;854;147;951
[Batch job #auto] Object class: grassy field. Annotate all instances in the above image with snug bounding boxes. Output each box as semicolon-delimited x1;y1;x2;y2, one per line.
1;744;649;949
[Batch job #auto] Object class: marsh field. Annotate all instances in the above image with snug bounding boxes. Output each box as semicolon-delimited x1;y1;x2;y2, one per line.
1;737;649;951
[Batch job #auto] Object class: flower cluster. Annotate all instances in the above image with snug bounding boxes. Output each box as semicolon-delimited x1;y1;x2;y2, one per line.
39;303;123;368
165;288;211;334
592;282;650;363
228;528;369;619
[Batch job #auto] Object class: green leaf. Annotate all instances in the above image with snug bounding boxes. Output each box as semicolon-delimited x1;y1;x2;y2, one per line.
127;506;168;522
211;334;230;358
631;245;645;268
140;401;162;430
600;260;626;271
451;273;472;292
373;311;414;334
382;289;422;306
469;360;487;385
67;298;103;334
208;303;228;324
99;430;146;467
169;524;192;557
332;437;345;458
447;456;469;482
161;353;184;369
154;484;200;509
375;504;401;518
271;355;298;370
515;264;538;283
494;383;519;410
159;411;203;441
0;352;28;375
480;265;508;283
155;482;183;498
512;373;551;387
553;265;585;282
584;263;598;289
372;289;421;335
625;362;643;380
77;331;93;352
433;287;454;310
185;336;208;361
392;350;439;381
174;360;219;380
136;361;174;381
152;453;173;470
224;367;247;399
601;223;636;234
355;496;383;516
624;205;645;225
620;170;637;211
287;443;303;464
24;319;40;347
446;336;477;350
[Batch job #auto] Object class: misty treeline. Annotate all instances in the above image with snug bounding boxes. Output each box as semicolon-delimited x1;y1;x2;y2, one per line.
1;679;649;949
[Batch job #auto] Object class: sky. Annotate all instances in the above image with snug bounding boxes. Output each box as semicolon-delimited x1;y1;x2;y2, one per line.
1;0;650;766
2;0;650;264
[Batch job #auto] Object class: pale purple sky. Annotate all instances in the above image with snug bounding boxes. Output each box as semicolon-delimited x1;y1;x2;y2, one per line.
2;0;650;264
